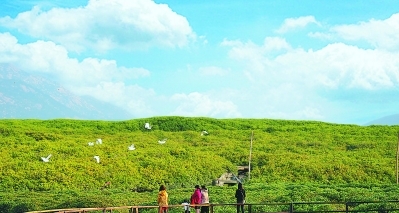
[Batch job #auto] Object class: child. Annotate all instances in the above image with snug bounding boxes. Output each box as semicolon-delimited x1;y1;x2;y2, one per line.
182;199;190;213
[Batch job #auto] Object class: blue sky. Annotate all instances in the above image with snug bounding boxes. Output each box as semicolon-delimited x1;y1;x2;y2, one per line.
1;0;399;125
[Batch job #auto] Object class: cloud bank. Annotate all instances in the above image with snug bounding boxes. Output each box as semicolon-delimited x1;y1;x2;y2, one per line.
0;0;195;52
1;2;399;124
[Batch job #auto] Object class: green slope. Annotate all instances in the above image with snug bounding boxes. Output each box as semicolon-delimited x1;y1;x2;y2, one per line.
1;117;399;212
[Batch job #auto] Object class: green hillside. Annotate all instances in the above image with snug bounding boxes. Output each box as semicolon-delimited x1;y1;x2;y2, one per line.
1;117;399;212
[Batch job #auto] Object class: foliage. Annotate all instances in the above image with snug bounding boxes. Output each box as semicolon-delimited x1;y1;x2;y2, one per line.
0;117;399;212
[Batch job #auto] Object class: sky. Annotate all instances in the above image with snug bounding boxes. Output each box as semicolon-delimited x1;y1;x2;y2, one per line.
1;0;399;125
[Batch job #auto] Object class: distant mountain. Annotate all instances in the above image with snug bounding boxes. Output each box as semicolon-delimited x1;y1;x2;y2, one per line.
365;114;399;126
0;64;133;120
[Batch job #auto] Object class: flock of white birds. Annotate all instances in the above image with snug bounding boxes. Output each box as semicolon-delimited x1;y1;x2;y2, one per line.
40;122;208;163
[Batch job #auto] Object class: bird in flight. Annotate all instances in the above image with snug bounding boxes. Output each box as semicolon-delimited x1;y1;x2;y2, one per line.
41;154;52;162
96;138;102;144
94;155;100;163
145;122;152;130
128;144;136;150
158;139;167;144
201;131;208;136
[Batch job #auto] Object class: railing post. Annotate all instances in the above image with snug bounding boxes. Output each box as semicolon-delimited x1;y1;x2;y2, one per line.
289;202;294;213
346;202;349;213
248;204;252;213
210;204;213;213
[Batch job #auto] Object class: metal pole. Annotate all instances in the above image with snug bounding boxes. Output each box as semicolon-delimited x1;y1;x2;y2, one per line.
248;131;254;180
397;131;399;184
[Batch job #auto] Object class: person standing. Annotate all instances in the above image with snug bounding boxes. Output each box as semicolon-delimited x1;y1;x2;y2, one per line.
191;185;202;213
158;185;168;213
200;185;210;213
182;199;190;213
235;183;246;213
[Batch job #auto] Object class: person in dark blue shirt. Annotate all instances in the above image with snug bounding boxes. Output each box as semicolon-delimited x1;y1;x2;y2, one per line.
234;183;246;213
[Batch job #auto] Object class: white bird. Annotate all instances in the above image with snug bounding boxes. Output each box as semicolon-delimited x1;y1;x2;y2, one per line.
144;122;152;130
158;139;167;144
88;142;94;146
128;144;136;151
41;154;52;163
96;138;102;144
201;131;208;136
94;155;100;163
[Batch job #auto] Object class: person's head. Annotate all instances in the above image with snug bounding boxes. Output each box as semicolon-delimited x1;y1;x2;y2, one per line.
201;185;207;190
195;185;200;189
159;185;166;191
238;182;243;190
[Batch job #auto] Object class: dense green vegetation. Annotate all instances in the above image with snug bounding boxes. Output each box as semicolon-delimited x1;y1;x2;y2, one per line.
1;117;399;212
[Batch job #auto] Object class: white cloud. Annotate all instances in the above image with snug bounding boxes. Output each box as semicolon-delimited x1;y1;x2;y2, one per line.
170;92;241;117
308;31;334;40
275;15;320;34
0;33;150;86
314;43;399;90
263;37;292;52
225;37;399;91
0;0;195;52
219;14;399;122
0;32;156;116
221;37;399;122
332;13;399;51
0;32;243;119
73;82;156;116
221;37;292;80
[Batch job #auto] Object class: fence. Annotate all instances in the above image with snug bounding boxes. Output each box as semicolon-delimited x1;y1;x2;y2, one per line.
26;200;399;213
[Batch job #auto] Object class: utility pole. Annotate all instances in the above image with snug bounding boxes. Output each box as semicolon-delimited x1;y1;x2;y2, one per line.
248;131;254;181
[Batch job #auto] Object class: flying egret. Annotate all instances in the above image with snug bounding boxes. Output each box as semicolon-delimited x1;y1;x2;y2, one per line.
94;155;100;163
144;123;152;130
201;131;208;136
41;154;52;163
96;138;102;144
88;142;94;146
128;144;136;151
158;139;167;144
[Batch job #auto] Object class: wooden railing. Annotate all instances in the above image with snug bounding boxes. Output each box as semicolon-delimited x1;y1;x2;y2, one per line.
25;200;399;213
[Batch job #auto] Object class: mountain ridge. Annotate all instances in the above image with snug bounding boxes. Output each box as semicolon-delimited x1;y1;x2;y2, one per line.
0;64;133;120
365;113;399;126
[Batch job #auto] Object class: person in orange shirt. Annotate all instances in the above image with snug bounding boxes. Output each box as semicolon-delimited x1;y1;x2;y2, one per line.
157;185;169;213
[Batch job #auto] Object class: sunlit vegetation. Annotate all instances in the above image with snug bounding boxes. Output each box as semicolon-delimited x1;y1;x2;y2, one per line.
1;117;399;212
